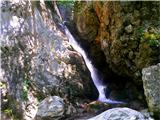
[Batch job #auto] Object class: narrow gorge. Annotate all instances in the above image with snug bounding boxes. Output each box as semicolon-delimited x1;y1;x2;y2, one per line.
63;22;124;104
1;1;160;120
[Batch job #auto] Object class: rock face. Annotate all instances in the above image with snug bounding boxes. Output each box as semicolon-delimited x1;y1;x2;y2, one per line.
142;63;160;116
73;1;106;74
74;2;99;43
74;1;160;84
1;1;96;119
88;107;151;120
36;96;64;120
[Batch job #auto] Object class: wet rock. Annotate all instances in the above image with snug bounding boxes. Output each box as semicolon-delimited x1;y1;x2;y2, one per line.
73;1;107;73
142;63;160;116
35;96;64;120
88;107;151;120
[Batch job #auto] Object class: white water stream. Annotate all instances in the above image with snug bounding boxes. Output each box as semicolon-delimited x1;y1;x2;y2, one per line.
63;24;123;104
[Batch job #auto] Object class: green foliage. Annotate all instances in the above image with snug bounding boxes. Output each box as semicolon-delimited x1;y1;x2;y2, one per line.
137;26;160;47
143;32;160;47
44;1;53;10
137;26;145;37
148;39;160;47
4;108;13;116
57;0;75;8
4;108;19;120
22;58;31;101
22;78;31;101
37;94;44;102
4;108;14;119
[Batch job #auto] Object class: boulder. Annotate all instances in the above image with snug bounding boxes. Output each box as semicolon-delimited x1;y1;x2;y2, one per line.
1;0;95;101
36;96;64;120
1;1;97;119
142;63;160;116
88;107;151;120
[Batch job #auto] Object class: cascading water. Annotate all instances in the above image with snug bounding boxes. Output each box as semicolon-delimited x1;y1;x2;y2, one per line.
63;23;124;104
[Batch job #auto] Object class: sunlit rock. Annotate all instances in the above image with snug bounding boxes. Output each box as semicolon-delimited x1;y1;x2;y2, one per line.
142;63;160;117
88;107;152;120
1;1;96;119
35;96;64;120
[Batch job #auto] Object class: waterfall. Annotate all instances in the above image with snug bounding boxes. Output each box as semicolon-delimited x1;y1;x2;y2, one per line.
63;23;124;104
